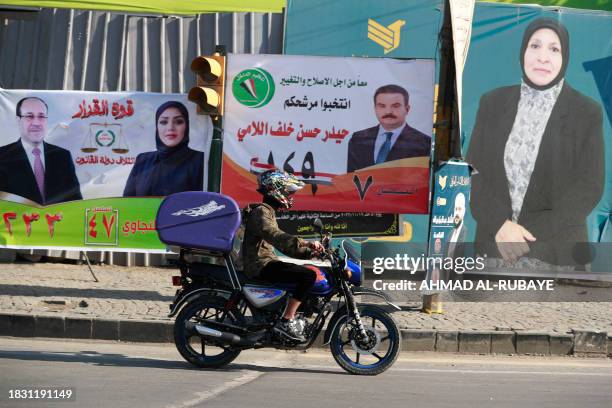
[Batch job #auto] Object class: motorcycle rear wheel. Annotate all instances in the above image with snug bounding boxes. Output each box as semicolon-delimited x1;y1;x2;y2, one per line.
174;296;242;369
329;306;401;375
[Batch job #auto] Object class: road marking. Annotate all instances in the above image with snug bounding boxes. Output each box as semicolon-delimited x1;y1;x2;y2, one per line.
164;370;264;408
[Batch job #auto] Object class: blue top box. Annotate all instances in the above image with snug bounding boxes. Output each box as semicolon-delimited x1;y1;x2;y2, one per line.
156;191;241;253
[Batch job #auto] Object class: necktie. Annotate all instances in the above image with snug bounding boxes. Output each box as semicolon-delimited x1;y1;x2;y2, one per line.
376;132;393;164
32;147;45;201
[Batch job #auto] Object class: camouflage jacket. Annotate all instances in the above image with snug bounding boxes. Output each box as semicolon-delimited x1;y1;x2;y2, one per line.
241;203;312;278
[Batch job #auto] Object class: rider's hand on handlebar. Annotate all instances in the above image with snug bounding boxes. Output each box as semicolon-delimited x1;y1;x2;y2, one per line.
321;235;330;248
308;241;325;258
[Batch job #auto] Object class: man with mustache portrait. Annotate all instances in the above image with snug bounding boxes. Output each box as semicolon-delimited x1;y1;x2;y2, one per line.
346;84;431;173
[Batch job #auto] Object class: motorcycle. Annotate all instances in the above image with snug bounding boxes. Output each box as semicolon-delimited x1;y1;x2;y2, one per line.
156;191;401;375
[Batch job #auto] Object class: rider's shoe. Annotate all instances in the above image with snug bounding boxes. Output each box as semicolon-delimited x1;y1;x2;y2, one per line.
274;318;306;342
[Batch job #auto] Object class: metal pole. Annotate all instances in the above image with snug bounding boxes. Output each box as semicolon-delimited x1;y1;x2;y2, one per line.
207;44;227;193
208;116;223;192
81;251;99;282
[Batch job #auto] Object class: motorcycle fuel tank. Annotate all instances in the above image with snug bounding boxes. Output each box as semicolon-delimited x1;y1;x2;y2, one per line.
243;286;286;308
263;265;333;296
303;265;333;295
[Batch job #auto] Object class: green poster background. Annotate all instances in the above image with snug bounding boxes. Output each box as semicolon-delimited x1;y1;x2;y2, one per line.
0;198;167;252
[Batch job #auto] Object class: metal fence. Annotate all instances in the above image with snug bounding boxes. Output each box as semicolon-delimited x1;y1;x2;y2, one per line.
0;6;284;265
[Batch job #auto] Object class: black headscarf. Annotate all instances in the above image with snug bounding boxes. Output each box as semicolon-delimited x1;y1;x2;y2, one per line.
140;101;191;195
123;100;203;196
154;101;190;160
520;17;570;91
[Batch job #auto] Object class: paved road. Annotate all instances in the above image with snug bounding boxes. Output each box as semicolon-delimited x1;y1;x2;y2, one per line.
1;338;611;408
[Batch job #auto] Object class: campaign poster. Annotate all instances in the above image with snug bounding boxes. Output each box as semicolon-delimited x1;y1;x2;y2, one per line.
221;54;435;214
461;4;612;274
425;160;473;288
0;90;212;251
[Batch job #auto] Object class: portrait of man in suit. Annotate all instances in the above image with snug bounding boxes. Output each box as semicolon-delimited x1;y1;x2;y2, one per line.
447;192;468;258
0;96;82;205
346;84;431;173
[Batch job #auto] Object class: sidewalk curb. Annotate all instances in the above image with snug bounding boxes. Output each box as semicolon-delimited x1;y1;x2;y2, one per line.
516;332;550;355
572;329;608;357
0;313;609;357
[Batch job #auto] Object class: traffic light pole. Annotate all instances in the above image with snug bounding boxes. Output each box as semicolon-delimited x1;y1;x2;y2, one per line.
188;45;227;193
208;116;223;193
208;45;226;193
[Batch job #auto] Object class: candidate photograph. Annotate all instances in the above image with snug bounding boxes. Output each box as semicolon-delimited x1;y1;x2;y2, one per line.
467;18;605;268
346;84;431;173
0;96;82;205
123;100;205;197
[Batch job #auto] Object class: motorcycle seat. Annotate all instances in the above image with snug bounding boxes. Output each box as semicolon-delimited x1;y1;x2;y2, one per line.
188;262;292;288
237;271;286;287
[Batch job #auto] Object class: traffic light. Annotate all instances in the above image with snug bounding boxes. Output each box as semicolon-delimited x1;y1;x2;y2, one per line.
188;54;226;117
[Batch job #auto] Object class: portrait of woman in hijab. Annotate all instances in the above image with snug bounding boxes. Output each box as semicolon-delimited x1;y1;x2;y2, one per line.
467;17;604;267
123;101;204;197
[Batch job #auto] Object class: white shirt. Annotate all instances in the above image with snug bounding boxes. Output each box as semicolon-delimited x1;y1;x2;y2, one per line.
373;124;405;163
20;138;46;172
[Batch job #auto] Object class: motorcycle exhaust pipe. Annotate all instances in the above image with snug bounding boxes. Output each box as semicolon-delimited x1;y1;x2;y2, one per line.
194;324;248;346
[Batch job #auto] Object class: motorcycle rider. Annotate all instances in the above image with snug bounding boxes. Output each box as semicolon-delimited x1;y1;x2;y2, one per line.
241;169;324;342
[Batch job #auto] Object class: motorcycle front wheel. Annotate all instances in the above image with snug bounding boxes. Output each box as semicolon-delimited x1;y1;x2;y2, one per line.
174;296;242;369
330;306;401;375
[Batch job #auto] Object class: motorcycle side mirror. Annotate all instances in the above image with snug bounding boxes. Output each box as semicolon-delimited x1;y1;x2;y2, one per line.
312;218;324;234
